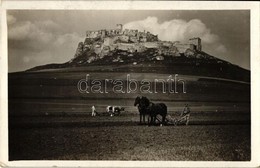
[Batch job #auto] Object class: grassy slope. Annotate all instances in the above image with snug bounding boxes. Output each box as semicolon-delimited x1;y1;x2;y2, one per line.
9;71;250;103
27;48;250;82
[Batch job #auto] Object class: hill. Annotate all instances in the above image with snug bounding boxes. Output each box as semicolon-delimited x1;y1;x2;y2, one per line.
27;48;250;82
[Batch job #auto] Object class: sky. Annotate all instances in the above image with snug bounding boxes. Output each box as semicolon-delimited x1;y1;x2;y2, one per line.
7;10;250;72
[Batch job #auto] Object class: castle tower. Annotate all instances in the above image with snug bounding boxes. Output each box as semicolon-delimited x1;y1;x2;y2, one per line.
189;37;202;51
101;30;106;39
86;31;91;38
116;24;123;32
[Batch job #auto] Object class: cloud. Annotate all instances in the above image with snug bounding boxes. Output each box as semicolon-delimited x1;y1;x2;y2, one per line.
124;16;226;56
215;44;227;53
8;14;83;72
8;14;81;46
8;20;56;43
23;56;30;63
54;33;82;46
124;16;220;44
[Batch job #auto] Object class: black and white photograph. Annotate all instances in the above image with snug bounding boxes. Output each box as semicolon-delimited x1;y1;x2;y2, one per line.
1;1;260;167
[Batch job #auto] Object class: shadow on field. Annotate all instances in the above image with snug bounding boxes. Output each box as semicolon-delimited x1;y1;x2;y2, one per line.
9;111;250;128
9;120;250;129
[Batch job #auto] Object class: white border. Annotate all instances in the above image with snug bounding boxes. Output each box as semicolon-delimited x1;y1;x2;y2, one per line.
0;1;259;167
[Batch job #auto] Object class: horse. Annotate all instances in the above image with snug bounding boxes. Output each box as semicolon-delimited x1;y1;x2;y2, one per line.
134;96;150;124
134;96;167;126
147;102;167;126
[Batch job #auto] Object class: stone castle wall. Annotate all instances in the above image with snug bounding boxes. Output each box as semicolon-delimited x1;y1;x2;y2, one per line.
75;24;202;58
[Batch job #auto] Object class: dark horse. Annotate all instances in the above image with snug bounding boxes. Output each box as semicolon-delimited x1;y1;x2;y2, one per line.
134;96;150;124
134;96;167;125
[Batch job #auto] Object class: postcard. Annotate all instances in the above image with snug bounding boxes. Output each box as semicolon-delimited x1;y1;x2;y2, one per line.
0;1;259;167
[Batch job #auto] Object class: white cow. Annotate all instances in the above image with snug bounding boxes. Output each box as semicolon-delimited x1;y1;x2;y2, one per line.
106;106;124;116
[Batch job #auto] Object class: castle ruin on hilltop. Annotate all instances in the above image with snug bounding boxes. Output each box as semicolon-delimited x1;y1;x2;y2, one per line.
74;24;202;59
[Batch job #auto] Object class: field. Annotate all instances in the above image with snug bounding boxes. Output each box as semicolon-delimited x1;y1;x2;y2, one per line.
8;70;251;161
9;113;250;161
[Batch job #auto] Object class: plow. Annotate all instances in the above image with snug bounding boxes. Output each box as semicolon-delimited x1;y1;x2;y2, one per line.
155;114;190;126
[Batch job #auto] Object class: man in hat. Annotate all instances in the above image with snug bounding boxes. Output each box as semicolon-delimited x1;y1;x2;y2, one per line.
179;104;191;125
91;105;96;117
